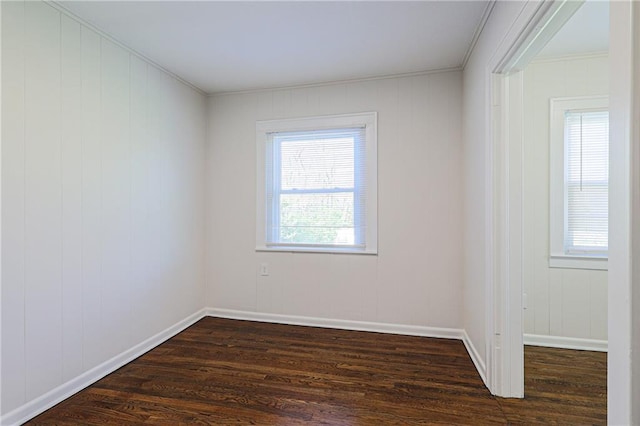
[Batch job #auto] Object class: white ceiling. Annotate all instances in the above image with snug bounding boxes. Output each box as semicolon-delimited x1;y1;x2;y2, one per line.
537;0;609;58
59;1;490;94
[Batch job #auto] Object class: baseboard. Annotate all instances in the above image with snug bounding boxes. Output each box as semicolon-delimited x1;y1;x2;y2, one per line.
462;330;487;386
1;308;208;426
207;308;492;382
206;308;463;340
2;307;483;425
524;333;608;352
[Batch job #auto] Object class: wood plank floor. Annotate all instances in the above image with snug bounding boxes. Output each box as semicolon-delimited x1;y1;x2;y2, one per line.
27;317;606;425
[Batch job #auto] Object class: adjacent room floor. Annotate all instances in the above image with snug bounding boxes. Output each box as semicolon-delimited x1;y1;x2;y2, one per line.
27;317;607;425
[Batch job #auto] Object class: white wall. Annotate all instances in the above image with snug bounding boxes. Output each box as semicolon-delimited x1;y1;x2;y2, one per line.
608;1;640;423
206;72;463;329
462;1;530;376
1;0;207;416
522;54;608;344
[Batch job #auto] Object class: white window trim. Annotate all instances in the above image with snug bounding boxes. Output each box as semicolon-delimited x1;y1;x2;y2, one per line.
549;95;609;270
256;112;378;255
549;255;608;271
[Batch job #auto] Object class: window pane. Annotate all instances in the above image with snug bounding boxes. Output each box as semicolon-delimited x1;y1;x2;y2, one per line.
279;192;354;245
565;110;609;253
280;136;355;190
566;183;608;248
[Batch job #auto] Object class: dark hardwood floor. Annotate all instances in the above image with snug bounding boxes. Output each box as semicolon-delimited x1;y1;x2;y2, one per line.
499;345;607;424
27;317;606;425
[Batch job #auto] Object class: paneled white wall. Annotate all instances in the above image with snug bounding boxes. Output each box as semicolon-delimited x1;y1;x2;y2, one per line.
461;1;531;372
206;72;463;328
1;1;207;415
522;54;609;342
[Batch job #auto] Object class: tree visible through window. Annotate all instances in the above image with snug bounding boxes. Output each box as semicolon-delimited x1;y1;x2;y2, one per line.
268;128;363;247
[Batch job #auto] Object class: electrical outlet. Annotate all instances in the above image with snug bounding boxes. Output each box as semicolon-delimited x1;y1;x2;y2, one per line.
260;263;269;276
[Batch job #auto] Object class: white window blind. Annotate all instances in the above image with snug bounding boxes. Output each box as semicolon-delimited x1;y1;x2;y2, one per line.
265;127;366;249
564;110;609;255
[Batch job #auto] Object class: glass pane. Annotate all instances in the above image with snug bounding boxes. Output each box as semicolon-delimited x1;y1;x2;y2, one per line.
279;192;354;245
280;137;354;190
565;110;609;252
567;183;608;249
566;111;609;184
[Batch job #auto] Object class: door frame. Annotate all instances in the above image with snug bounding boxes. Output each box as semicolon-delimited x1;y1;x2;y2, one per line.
488;2;639;423
606;1;639;423
485;0;588;398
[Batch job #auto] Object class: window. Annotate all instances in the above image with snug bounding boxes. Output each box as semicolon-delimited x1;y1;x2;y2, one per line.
256;112;377;254
549;96;609;270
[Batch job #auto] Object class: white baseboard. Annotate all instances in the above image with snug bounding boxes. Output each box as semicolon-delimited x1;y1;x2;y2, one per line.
1;308;208;426
208;308;493;384
524;333;608;352
462;330;487;386
206;308;464;340
3;307;487;426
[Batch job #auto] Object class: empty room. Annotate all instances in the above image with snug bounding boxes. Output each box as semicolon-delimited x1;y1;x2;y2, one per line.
1;0;638;425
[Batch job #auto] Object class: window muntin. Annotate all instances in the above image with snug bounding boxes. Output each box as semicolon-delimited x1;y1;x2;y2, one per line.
256;112;377;254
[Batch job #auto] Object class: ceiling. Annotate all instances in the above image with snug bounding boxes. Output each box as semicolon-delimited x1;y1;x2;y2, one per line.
537;0;609;58
59;1;490;94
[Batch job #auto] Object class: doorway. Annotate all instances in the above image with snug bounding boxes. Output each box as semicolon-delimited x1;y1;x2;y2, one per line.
487;0;612;402
520;0;609;357
487;0;637;423
517;2;609;419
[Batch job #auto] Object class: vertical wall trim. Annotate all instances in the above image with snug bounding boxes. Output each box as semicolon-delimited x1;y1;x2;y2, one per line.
58;9;64;390
21;0;27;406
483;0;549;397
79;18;85;369
98;35;104;367
608;1;637;423
632;6;640;421
0;0;4;415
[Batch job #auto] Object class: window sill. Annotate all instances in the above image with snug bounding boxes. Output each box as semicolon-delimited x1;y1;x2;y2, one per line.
256;246;377;255
549;255;608;271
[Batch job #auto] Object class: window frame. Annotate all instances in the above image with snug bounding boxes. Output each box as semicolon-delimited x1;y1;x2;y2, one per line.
256;112;378;255
549;96;609;270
